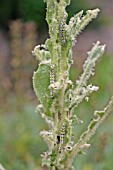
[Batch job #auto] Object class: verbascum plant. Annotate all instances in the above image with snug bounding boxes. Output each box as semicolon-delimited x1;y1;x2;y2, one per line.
32;0;113;169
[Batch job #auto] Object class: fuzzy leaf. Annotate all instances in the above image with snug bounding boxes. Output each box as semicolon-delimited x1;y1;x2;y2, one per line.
68;8;100;43
76;41;105;88
33;61;53;117
32;45;51;61
40;130;53;148
69;42;105;109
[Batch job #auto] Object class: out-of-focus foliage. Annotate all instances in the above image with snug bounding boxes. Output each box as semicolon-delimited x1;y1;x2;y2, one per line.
0;20;46;170
0;103;47;170
0;0;45;29
0;20;37;112
0;0;104;31
18;0;46;28
67;0;90;17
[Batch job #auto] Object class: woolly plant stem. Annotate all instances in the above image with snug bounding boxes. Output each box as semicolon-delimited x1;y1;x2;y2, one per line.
32;0;113;169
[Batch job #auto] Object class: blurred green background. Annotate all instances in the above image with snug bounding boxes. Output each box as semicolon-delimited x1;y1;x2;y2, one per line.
0;0;113;170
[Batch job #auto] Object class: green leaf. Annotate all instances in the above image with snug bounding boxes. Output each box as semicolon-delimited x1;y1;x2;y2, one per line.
33;61;53;117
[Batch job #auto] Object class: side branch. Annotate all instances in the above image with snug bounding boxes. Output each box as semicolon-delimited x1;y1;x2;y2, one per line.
64;96;113;169
69;41;105;110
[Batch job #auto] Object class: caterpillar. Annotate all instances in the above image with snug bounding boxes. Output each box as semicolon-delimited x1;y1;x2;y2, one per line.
60;12;67;46
50;64;55;98
59;122;66;153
